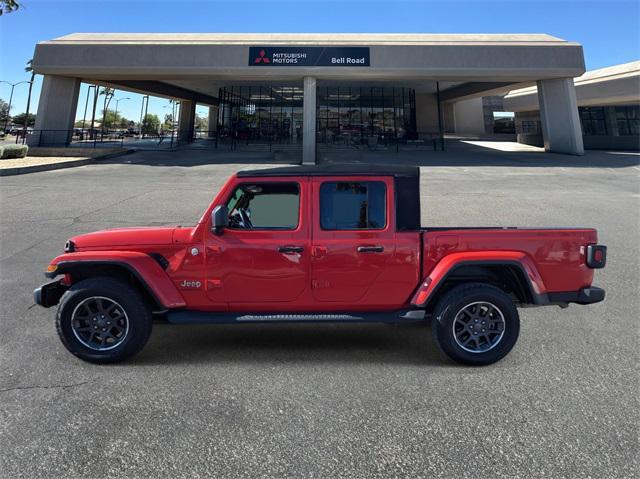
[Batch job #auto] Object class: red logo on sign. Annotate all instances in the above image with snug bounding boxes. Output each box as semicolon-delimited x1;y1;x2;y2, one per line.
254;49;271;64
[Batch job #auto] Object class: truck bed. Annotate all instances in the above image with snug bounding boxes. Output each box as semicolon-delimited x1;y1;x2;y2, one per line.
419;227;598;293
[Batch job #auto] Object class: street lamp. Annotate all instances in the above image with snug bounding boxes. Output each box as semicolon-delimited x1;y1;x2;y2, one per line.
113;97;130;130
0;80;32;133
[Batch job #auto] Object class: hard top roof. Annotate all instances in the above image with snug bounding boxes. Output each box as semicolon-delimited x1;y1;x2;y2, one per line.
236;164;420;178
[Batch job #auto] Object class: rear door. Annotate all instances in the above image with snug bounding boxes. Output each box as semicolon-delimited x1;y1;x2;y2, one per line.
310;176;396;303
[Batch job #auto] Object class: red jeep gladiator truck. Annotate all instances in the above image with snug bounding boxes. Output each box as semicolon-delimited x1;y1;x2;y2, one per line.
34;165;606;365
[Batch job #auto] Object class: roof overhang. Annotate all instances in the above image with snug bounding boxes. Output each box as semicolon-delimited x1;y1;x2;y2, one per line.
32;33;585;104
504;61;640;111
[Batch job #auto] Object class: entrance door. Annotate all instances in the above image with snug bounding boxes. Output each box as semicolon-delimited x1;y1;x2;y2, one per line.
205;179;310;307
310;176;396;304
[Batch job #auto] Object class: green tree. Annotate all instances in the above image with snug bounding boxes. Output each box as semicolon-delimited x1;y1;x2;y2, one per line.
119;117;131;129
163;113;173;131
0;99;9;124
195;114;208;131
99;87;115;131
11;112;35;127
101;109;128;129
141;113;160;135
0;0;21;15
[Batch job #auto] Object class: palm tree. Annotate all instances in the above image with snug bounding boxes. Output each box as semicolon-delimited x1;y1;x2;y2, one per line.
99;87;115;133
22;59;35;141
0;0;21;15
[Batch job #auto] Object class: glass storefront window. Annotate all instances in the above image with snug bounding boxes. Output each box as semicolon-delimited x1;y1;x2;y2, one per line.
579;107;607;136
315;86;417;146
218;86;303;145
218;85;418;147
615;105;639;136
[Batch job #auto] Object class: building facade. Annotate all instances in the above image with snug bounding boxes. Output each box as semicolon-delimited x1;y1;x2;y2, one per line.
504;61;640;151
31;33;588;162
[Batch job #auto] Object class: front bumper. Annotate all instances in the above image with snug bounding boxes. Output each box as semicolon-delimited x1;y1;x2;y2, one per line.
547;286;605;306
33;279;68;308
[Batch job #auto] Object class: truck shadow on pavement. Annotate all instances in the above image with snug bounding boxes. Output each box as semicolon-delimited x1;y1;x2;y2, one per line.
133;322;456;367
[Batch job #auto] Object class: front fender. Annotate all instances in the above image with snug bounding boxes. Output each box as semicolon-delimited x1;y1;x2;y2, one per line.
45;251;186;309
410;251;546;307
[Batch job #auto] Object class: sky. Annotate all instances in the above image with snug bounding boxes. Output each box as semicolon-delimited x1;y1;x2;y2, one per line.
0;0;638;123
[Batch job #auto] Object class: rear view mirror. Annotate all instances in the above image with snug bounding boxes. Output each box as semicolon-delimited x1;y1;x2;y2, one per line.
211;205;229;235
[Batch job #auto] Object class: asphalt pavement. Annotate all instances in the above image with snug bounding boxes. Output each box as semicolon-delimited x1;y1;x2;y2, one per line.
1;146;638;478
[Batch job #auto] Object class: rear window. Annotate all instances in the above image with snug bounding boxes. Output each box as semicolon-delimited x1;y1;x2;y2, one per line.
320;181;386;230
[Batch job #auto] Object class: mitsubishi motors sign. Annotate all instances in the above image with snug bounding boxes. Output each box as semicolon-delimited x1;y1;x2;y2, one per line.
249;47;370;67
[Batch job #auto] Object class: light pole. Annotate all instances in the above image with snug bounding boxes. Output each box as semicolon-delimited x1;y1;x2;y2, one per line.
0;80;32;133
113;97;130;130
89;86;99;141
139;95;149;138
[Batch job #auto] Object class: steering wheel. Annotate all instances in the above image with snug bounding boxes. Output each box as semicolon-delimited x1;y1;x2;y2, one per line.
228;208;253;229
238;208;253;229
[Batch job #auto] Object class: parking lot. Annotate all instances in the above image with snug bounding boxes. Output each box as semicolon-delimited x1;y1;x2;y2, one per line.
1;146;638;478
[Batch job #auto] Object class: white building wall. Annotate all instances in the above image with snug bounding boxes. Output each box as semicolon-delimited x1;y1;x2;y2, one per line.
452;97;485;134
415;93;439;133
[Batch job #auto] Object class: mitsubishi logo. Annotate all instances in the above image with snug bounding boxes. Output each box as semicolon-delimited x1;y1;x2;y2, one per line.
254;49;271;64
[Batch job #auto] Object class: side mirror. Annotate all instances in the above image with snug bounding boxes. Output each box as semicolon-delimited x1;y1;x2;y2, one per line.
211;205;229;235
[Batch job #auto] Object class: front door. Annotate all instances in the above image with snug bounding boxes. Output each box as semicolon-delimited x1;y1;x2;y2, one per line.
205;178;310;307
310;176;396;304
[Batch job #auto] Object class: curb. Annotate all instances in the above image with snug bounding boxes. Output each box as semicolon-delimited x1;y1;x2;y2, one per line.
0;149;135;176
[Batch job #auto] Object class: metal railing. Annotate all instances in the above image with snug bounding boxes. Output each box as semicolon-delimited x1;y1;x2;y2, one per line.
206;129;302;152
5;128;445;153
317;131;443;152
199;129;444;152
11;129;181;150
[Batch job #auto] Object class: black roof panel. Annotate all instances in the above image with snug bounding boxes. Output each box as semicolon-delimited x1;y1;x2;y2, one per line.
237;164;420;178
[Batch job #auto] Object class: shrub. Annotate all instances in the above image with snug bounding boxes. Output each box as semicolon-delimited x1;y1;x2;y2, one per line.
1;144;28;159
0;146;3;158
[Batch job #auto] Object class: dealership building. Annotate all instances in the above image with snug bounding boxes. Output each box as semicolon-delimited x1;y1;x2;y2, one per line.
31;33;589;163
505;61;639;151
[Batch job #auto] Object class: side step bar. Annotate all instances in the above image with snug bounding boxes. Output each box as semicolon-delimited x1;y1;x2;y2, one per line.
166;309;426;325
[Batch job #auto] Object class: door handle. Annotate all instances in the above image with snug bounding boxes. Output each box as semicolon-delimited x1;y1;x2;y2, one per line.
357;245;384;253
278;245;304;254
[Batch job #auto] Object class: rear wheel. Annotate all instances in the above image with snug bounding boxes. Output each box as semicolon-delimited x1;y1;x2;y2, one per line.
56;277;153;363
431;283;519;366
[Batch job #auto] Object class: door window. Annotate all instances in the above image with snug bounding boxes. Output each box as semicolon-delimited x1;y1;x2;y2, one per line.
226;182;299;230
319;181;386;230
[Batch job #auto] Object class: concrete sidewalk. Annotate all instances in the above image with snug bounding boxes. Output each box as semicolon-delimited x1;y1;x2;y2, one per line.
0;147;132;176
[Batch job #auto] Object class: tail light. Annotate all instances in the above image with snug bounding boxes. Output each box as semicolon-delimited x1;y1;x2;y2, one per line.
586;244;607;269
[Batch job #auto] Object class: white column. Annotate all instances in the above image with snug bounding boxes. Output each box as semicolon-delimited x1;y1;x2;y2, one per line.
178;100;196;142
30;75;80;146
537;78;584;155
302;76;317;165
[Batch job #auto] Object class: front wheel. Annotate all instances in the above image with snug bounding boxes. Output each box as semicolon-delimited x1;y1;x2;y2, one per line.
431;283;520;366
56;277;153;363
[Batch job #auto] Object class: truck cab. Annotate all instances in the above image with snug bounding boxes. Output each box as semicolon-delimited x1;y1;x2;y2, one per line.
35;165;606;365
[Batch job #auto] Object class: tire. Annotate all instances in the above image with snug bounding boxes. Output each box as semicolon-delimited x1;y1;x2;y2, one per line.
55;277;153;364
431;283;519;366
